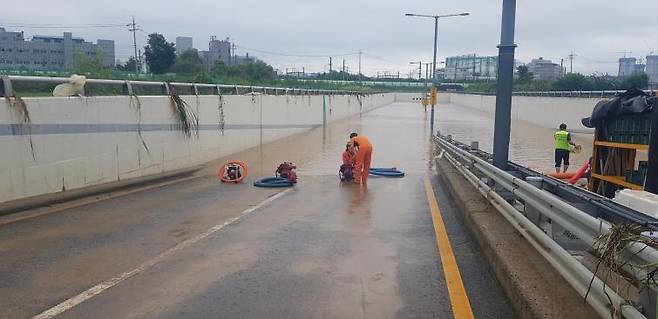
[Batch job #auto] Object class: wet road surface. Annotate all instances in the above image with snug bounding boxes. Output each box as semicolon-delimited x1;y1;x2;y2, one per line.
1;102;514;318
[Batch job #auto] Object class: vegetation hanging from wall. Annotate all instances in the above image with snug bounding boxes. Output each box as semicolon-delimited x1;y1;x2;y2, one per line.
168;85;199;138
218;92;226;135
5;95;35;160
129;93;149;152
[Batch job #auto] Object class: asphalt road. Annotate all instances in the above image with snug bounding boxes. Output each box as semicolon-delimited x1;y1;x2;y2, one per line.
0;102;514;319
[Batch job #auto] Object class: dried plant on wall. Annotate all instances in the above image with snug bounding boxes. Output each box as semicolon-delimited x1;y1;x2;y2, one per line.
168;85;199;138
5;95;35;160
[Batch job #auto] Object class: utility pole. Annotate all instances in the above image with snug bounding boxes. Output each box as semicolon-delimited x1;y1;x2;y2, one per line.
329;57;333;73
342;59;346;81
358;50;362;81
568;51;574;73
232;43;237;66
127;16;141;73
492;0;517;170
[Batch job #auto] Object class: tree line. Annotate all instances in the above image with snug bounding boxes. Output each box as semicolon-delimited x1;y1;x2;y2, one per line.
465;65;650;93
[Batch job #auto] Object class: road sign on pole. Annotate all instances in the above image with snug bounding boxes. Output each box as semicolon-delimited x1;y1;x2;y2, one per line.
430;86;437;105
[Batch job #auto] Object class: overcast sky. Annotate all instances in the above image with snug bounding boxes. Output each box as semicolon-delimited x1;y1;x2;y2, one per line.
5;0;658;76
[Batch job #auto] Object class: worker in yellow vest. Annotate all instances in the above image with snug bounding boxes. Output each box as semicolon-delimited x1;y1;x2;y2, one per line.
555;123;579;173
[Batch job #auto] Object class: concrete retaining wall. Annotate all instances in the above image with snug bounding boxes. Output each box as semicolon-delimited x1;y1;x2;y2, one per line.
446;93;600;133
0;93;394;203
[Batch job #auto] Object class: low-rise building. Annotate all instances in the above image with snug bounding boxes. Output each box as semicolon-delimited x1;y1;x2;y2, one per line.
445;54;498;80
646;55;658;84
527;57;563;81
0;27;114;70
175;36;193;54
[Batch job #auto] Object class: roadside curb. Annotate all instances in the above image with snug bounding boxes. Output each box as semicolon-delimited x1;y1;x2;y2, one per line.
0;167;201;216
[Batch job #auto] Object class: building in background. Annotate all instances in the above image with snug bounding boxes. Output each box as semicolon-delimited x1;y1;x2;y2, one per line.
0;27;114;70
618;57;641;77
175;36;193;54
527;57;563;81
646;55;658;85
445;54;497;80
634;62;646;75
199;36;260;70
200;36;231;69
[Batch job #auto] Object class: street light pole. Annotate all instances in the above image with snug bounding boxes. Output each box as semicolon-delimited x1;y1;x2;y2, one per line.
405;12;469;134
432;16;438;83
492;0;517;170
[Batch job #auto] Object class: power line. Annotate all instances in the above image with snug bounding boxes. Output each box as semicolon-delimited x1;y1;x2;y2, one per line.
0;23;126;29
234;45;358;58
361;52;409;68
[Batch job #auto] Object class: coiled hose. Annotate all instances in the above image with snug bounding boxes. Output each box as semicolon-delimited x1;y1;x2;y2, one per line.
369;167;405;177
254;177;294;188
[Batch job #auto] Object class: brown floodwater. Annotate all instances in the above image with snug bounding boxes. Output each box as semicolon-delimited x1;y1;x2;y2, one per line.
435;103;594;173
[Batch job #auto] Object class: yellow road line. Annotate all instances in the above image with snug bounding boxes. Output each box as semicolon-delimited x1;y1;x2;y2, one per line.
423;175;475;319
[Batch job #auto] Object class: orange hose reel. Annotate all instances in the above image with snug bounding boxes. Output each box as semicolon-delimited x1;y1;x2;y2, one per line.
218;161;248;183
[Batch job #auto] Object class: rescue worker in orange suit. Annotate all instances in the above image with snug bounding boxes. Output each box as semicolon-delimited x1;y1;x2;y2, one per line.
350;132;373;184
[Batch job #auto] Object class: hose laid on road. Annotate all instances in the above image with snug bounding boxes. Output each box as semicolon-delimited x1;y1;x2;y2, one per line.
254;177;294;188
369;167;405;177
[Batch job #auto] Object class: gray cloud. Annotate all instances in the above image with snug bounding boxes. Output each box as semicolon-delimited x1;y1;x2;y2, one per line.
5;0;658;75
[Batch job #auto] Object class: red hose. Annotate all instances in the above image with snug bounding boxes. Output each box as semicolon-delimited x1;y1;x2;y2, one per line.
568;160;590;185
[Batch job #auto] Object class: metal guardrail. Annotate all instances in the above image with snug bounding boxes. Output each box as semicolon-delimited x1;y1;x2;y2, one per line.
0;75;368;97
462;90;656;98
434;134;658;319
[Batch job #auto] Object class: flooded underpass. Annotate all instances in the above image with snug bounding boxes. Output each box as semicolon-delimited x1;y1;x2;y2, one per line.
435;102;594;172
0;101;538;319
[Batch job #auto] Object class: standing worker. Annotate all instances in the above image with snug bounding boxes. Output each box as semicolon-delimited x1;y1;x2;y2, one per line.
554;123;579;173
350;133;373;184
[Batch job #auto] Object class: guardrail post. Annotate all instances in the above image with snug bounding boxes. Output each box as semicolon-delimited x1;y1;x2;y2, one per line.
1;76;14;97
123;81;133;96
193;84;199;96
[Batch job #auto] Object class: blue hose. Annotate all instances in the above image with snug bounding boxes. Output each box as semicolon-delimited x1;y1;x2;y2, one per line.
254;177;294;188
369;167;405;177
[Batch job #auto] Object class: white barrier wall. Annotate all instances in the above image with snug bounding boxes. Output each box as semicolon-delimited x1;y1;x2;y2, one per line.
446;93;599;133
0;93;394;203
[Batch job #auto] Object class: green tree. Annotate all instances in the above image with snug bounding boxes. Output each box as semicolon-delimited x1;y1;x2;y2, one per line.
552;73;592;91
117;57;138;72
516;65;533;84
144;33;176;74
210;61;229;77
227;61;276;83
73;50;105;75
170;49;203;75
621;73;649;89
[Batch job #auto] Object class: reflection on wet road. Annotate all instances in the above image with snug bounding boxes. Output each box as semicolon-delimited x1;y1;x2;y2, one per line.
2;102;516;319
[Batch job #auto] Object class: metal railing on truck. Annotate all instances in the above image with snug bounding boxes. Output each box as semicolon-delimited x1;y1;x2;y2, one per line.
433;134;658;319
0;75;368;97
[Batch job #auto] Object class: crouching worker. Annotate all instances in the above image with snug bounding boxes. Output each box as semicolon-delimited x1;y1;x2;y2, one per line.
340;142;356;181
